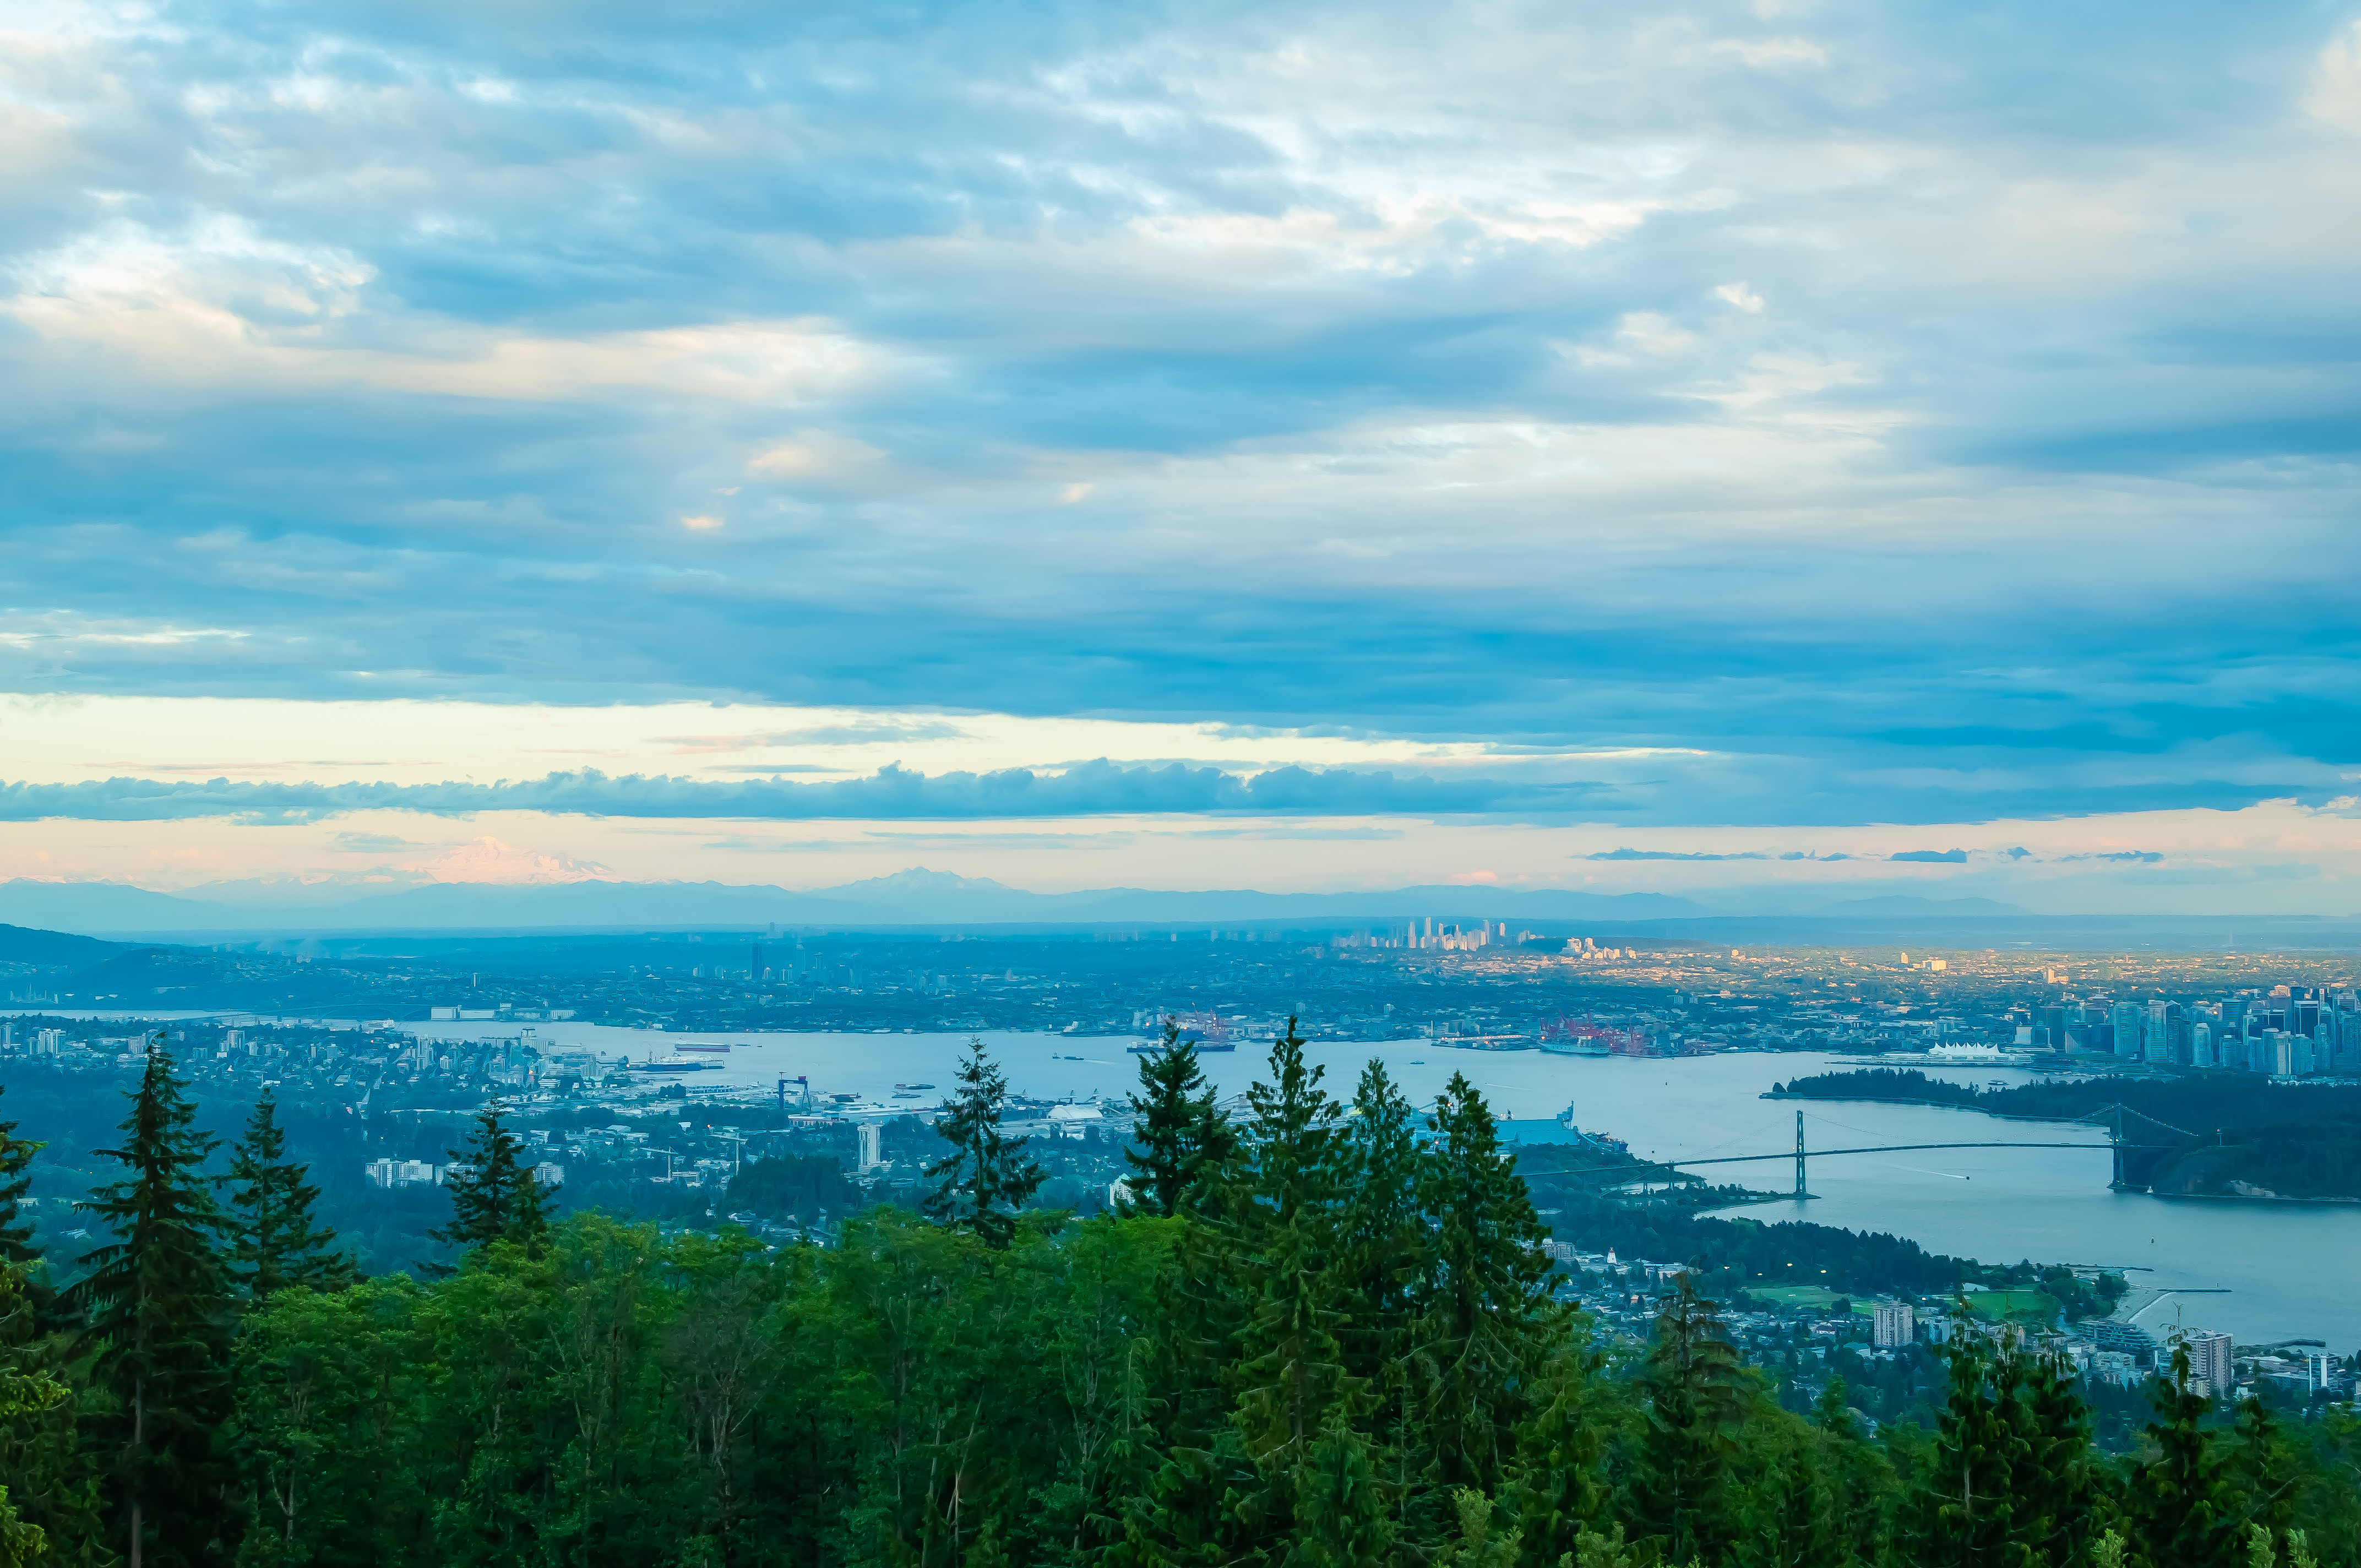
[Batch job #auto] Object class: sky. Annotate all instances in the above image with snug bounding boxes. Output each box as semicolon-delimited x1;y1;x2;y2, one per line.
2;0;2358;913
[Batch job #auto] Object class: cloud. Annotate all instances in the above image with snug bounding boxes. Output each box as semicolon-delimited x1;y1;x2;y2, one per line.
2057;850;2165;863
1579;848;1768;861
1887;849;1970;863
0;0;2353;845
0;762;1602;824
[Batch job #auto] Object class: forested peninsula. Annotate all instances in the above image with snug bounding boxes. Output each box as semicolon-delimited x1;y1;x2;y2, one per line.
1770;1070;2361;1201
0;1030;2355;1567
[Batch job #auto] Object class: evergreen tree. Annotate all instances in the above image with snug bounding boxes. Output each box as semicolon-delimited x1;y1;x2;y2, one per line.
2132;1341;2242;1568
2019;1349;2102;1568
1503;1332;1609;1568
1728;1412;1839;1568
1120;1018;1232;1218
1290;1409;1398;1568
0;1264;72;1567
1628;1271;1746;1566
431;1101;551;1256
1413;1071;1555;1496
225;1091;350;1300
1904;1314;2030;1568
1336;1058;1434;1536
67;1035;236;1568
1225;1020;1357;1472
922;1037;1044;1248
1811;1378;1900;1568
0;1086;40;1267
2229;1394;2299;1542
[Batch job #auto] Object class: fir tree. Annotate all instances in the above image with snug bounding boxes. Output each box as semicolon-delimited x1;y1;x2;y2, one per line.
1225;1020;1357;1475
225;1091;349;1300
1728;1413;1838;1568
2229;1393;2300;1542
2132;1341;2242;1568
1120;1018;1232;1218
922;1037;1044;1248
2019;1349;2102;1568
1903;1311;2033;1568
1290;1409;1398;1568
1336;1058;1433;1533
67;1034;236;1568
431;1101;551;1256
0;1086;40;1267
1413;1071;1555;1496
1628;1271;1747;1567
1504;1333;1609;1568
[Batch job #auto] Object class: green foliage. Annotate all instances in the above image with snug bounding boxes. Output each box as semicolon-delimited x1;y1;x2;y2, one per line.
430;1101;551;1257
923;1036;1046;1248
1119;1018;1232;1219
1628;1272;1748;1566
226;1090;351;1301
0;1087;41;1269
2130;1341;2243;1568
721;1150;853;1224
68;1036;237;1567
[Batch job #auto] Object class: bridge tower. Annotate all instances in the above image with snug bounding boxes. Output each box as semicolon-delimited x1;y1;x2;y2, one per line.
1794;1110;1809;1199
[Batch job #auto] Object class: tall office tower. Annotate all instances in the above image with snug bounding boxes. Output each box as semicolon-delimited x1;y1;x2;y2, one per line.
2111;1001;2145;1059
2147;999;2171;1064
2190;1021;2212;1067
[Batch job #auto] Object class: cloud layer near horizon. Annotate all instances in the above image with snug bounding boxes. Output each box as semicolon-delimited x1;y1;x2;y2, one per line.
3;0;2359;842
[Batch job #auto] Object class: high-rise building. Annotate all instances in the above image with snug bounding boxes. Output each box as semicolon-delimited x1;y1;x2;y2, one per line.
2110;1001;2144;1059
2184;1331;2233;1395
1873;1300;1916;1348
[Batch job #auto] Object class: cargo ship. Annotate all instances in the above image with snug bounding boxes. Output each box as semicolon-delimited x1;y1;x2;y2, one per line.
1127;1010;1239;1053
632;1055;725;1074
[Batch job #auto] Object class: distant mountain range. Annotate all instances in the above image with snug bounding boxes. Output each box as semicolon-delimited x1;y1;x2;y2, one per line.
0;869;1712;935
2;872;2349;948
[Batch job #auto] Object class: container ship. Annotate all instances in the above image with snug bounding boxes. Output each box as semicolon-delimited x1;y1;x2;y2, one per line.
1127;1010;1239;1053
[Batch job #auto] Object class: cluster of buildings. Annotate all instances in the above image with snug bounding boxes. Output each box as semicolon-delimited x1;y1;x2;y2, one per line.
365;1157;565;1189
2035;985;2361;1075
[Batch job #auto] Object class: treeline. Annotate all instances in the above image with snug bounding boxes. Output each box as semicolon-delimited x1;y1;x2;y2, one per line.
1774;1070;2361;1134
0;1027;2358;1565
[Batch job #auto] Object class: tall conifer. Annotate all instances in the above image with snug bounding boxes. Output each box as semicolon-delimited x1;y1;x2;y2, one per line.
0;1086;40;1267
1415;1072;1555;1496
2132;1341;2242;1568
225;1091;350;1299
1119;1019;1231;1218
1629;1272;1746;1566
68;1033;235;1568
1225;1020;1356;1474
431;1101;550;1255
1905;1321;2028;1568
922;1038;1043;1248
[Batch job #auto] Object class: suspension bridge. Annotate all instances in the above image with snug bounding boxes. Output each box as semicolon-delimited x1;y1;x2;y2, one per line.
1566;1104;2197;1198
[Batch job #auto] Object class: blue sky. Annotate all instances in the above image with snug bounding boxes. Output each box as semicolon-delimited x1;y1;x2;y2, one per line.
2;1;2358;907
